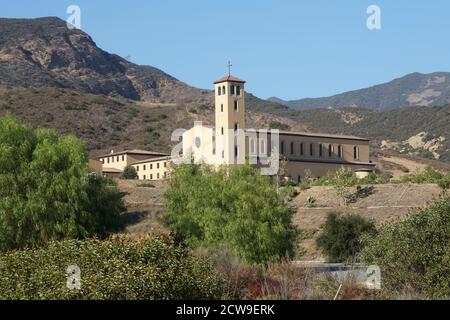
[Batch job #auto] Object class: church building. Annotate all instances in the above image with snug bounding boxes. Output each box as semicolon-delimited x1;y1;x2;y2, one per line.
98;72;375;182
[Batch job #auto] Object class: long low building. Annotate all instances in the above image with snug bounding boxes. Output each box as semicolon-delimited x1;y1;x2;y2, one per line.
98;73;375;182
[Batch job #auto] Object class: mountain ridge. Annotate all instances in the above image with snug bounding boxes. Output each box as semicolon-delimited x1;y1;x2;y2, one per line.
269;72;450;111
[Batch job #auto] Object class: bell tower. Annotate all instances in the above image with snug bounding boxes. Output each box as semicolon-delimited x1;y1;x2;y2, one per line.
214;63;246;164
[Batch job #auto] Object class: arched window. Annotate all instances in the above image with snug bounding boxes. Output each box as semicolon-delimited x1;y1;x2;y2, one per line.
231;85;235;95
237;86;241;96
300;143;304;156
221;104;223;112
234;100;238;112
222;85;226;95
310;143;314;157
218;86;221;95
328;144;333;157
319;144;323;157
290;142;295;155
338;145;343;158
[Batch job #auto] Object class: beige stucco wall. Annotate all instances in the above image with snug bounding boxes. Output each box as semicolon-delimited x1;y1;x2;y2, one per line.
132;158;170;181
99;154;162;171
214;81;245;164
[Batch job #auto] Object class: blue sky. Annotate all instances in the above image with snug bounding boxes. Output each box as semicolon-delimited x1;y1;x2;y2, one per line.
3;0;450;100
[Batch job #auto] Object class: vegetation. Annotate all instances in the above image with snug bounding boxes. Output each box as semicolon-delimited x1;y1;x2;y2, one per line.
0;235;224;300
0;114;123;251
399;166;450;190
164;164;297;265
311;169;390;187
360;196;450;299
316;213;377;263
122;165;138;180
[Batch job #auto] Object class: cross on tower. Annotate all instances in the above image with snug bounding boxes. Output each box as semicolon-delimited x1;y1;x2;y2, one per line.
227;61;232;76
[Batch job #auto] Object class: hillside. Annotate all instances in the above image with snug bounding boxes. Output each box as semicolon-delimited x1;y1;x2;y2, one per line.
0;17;285;112
270;72;450;111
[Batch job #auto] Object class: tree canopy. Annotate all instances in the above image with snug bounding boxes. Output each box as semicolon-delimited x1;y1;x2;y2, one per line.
164;163;297;265
0;114;123;250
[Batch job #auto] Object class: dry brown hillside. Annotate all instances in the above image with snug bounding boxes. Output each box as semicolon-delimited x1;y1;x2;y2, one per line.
118;179;443;262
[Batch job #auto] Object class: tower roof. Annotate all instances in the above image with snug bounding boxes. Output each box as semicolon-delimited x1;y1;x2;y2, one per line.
214;75;246;84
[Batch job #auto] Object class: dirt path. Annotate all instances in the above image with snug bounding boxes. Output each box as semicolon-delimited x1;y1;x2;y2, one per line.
379;155;428;179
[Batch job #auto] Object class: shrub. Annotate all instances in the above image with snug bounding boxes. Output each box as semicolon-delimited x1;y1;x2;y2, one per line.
122;165;138;180
0;114;123;251
316;213;377;263
359;196;450;298
164;164;297;265
0;235;224;300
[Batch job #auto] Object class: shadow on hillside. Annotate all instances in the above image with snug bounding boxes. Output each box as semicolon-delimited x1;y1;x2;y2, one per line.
347;186;376;204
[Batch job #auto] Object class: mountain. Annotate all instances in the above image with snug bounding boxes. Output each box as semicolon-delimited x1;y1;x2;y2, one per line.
269;72;450;111
0;17;307;155
0;17;283;112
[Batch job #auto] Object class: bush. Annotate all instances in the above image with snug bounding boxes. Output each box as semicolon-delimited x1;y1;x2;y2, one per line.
164;164;297;265
316;213;377;263
0;235;224;300
122;165;138;179
399;166;450;186
359;196;450;298
0;114;123;251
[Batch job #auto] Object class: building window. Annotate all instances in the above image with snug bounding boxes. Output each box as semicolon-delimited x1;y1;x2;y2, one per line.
157;173;160;179
122;155;125;161
218;87;221;95
231;85;235;95
221;127;224;135
338;145;343;158
300;143;304;156
234;145;238;157
221;104;223;112
164;162;167;168
136;166;139;172
111;157;114;163
260;139;266;155
150;174;153;180
237;86;241;96
234;100;238;112
143;165;146;170
164;172;167;178
157;163;160;169
107;158;110;164
234;123;239;132
290;142;295;156
354;146;360;160
143;175;146;180
298;176;302;183
222;85;226;95
319;144;323;158
222;150;225;158
150;164;153;170
310;143;314;157
250;138;256;154
281;141;285;155
117;156;120;162
329;144;333;158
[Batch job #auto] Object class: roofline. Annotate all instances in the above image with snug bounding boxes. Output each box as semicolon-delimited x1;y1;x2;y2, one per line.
246;129;370;142
98;150;168;158
102;168;123;173
214;79;246;84
130;156;172;165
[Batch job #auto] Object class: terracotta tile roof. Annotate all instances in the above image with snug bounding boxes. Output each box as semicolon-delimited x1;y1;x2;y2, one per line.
214;75;246;84
245;129;370;141
98;149;167;158
130;156;172;165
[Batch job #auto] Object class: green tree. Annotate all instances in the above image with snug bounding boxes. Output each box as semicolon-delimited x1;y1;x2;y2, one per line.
122;165;138;179
316;212;377;262
164;163;297;265
333;167;356;206
0;114;123;250
360;196;450;298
